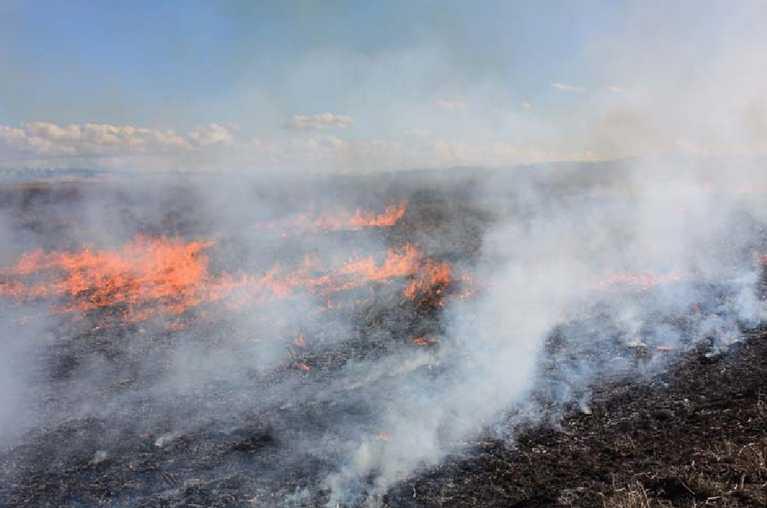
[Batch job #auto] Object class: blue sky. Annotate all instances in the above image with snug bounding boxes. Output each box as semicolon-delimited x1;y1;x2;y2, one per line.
1;1;765;171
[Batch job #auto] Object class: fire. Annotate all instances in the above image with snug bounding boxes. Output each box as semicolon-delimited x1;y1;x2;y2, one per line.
258;201;407;234
339;244;421;283
347;201;407;229
0;235;458;326
0;236;214;322
412;336;437;346
403;259;452;300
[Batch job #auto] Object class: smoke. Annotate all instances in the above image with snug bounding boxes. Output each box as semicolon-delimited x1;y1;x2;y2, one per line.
2;3;767;507
0;158;765;506
322;158;767;504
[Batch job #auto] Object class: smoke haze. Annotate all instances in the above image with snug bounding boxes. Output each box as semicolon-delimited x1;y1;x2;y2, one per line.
2;2;767;506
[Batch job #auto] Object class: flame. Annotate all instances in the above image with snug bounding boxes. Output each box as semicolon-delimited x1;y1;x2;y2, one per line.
412;336;437;346
347;201;407;229
257;201;407;234
1;236;214;322
0;236;457;326
339;244;421;283
403;259;452;300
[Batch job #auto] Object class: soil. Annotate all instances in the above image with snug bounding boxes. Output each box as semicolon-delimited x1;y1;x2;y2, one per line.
384;330;767;507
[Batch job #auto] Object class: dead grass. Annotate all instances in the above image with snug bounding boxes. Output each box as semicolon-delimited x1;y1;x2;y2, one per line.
601;482;658;508
704;439;767;483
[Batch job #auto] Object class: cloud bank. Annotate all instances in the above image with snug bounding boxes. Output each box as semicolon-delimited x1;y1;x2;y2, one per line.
285;113;353;130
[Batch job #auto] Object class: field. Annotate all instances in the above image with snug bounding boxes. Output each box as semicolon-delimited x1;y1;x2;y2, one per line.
0;166;765;507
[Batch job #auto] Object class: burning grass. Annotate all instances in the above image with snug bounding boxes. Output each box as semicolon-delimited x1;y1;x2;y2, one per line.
256;200;408;234
0;233;462;327
1;174;766;507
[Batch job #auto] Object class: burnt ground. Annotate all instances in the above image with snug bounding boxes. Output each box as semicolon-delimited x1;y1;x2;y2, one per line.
0;171;766;507
385;330;767;508
1;326;764;507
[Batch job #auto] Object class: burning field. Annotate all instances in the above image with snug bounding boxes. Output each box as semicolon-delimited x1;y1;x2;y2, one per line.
0;163;766;507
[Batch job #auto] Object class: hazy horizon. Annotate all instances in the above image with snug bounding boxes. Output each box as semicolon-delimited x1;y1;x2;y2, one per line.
2;1;766;173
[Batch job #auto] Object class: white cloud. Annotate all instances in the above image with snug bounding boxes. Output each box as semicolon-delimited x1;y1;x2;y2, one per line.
0;120;601;172
0;122;244;173
188;123;235;146
434;98;466;111
0;122;237;162
551;82;586;93
521;101;533;110
403;128;432;137
285;113;353;130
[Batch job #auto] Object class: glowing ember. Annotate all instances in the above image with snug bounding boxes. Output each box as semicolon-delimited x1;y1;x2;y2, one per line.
412;336;438;346
292;361;311;372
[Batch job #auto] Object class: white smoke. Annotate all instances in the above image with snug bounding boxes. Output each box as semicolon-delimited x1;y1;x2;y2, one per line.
324;158;767;504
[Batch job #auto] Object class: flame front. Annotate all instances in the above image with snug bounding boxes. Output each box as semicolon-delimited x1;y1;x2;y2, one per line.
1;236;214;322
0;235;459;326
258;201;407;234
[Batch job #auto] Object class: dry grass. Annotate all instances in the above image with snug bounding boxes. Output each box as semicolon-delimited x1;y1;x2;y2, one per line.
601;482;655;508
705;439;767;483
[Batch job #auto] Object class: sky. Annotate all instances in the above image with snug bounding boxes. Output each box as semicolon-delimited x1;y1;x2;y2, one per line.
1;1;766;172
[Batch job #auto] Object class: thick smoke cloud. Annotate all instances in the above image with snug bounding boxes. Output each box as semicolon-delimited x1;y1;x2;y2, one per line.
322;159;767;503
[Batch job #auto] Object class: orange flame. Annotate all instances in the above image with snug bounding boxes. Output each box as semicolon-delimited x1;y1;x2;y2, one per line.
0;236;456;326
339;244;421;283
258;201;407;234
403;259;452;300
348;201;408;229
1;236;214;322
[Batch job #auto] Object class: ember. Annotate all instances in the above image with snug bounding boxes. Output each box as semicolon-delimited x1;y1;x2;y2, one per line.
412;336;438;346
292;361;312;372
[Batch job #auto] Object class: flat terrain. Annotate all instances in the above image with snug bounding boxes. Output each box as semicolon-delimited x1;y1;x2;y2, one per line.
0;171;765;507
